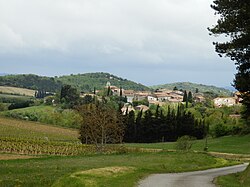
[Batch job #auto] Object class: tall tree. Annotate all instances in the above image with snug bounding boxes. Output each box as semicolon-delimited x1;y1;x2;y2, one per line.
107;86;111;96
195;88;199;93
119;86;123;97
183;90;187;102
60;85;79;108
188;91;193;103
77;104;124;151
208;0;250;126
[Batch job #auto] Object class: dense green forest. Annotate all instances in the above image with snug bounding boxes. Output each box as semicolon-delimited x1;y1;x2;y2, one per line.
0;74;62;92
0;73;150;92
56;72;150;91
151;82;232;96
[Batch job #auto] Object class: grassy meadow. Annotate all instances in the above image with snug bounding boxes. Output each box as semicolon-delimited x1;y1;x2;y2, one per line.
1;105;81;129
0;152;237;187
216;164;250;187
126;135;250;155
0;117;78;142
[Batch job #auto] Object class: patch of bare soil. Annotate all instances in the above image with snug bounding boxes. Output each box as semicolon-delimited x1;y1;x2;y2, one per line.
72;166;135;177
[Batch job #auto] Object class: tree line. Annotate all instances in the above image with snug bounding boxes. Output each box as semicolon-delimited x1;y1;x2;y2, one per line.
123;104;206;143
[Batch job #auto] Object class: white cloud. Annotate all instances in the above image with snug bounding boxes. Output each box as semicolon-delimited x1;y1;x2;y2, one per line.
0;0;216;53
0;0;236;86
0;24;25;51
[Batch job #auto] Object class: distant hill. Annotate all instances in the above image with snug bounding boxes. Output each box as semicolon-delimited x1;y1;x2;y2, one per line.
150;82;233;96
0;74;62;92
223;86;237;92
0;73;8;76
0;73;150;92
56;72;150;91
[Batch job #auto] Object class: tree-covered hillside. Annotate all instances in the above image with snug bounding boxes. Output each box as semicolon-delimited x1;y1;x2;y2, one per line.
0;74;62;92
0;73;150;92
56;72;150;92
150;82;233;96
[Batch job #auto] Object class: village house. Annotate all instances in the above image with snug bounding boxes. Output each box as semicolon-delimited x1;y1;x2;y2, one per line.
154;92;171;102
133;91;150;101
234;91;243;104
213;91;243;107
147;95;158;102
134;105;149;112
213;97;237;107
193;93;205;103
121;104;135;115
123;90;134;103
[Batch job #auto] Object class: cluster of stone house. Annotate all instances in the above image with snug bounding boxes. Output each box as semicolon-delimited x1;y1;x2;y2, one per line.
111;86;185;104
106;85;208;114
108;85;243;109
80;82;242;109
213;91;242;107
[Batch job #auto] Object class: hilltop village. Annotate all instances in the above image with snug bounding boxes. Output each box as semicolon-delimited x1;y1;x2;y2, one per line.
79;82;241;113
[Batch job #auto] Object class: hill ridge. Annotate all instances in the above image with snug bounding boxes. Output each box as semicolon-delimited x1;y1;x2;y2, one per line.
150;82;233;96
0;72;150;92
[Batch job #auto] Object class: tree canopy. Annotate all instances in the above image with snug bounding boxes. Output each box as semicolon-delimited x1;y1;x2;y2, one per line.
209;0;250;125
77;104;124;151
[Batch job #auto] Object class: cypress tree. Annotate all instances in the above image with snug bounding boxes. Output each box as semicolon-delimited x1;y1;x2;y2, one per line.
107;86;111;96
188;91;193;103
135;110;143;142
119;86;122;97
183;90;187;102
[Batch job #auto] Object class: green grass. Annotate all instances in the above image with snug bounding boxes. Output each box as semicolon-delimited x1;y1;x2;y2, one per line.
0;116;78;142
125;135;250;154
1;105;81;129
0;93;32;99
216;164;250;187
0;152;237;187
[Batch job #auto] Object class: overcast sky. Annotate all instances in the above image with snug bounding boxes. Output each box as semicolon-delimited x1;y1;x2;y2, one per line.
0;0;236;87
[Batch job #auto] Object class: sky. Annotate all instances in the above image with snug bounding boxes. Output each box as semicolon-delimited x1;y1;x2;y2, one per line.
0;0;236;87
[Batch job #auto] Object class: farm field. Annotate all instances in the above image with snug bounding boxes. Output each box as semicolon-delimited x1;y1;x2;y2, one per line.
0;117;92;156
1;105;81;129
125;135;250;155
0;117;78;142
0;86;36;97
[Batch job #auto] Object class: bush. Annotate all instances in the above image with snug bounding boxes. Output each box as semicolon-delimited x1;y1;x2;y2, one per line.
0;103;7;111
8;101;33;110
211;123;230;138
175;135;195;151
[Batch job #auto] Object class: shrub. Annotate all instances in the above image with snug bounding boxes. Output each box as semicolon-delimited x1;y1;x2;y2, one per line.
175;135;195;151
211;123;230;138
8;101;33;110
0;103;7;111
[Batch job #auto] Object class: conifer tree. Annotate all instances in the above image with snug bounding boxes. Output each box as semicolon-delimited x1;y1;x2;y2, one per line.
188;91;193;103
183;90;187;102
209;0;250;125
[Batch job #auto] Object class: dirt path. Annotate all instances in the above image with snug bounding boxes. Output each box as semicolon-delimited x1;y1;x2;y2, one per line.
138;163;248;187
